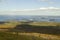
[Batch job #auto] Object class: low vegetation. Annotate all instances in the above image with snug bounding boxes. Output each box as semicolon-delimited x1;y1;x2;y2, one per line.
0;32;46;40
0;21;60;40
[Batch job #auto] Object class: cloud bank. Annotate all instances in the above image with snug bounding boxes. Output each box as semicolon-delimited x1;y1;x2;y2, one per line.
0;7;60;16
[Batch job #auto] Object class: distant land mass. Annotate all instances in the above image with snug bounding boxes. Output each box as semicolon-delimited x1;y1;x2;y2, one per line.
0;15;60;22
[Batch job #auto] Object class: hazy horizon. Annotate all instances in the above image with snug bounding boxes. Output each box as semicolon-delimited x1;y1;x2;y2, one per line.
0;0;60;16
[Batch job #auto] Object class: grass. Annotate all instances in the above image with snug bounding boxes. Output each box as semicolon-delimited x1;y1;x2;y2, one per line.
0;32;46;40
29;22;60;26
0;31;60;40
0;21;60;40
0;21;20;28
0;21;60;28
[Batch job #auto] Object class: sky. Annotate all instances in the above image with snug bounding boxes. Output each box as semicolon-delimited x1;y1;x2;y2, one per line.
0;0;60;15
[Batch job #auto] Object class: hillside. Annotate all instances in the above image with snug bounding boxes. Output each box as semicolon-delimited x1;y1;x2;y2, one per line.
0;21;60;40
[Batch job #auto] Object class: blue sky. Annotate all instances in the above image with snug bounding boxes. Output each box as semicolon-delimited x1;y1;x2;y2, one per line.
0;0;60;15
0;0;60;10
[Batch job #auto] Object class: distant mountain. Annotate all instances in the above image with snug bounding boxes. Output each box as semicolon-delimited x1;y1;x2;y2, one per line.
0;15;60;22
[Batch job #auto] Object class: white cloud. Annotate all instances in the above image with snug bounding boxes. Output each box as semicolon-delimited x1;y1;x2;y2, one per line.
0;7;60;16
0;7;60;12
40;7;59;9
